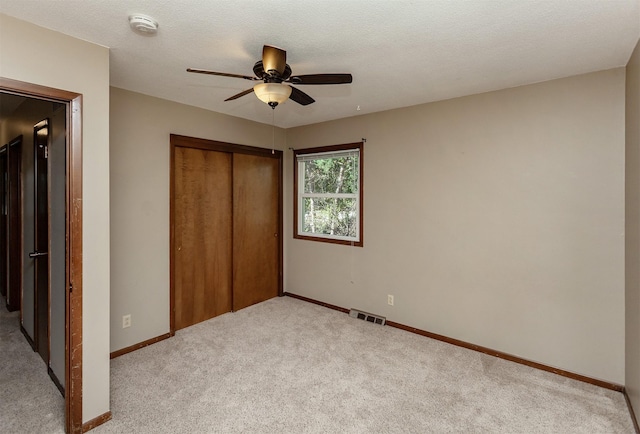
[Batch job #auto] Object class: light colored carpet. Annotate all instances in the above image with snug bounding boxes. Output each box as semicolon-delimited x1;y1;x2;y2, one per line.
0;296;65;434
91;296;634;433
1;295;634;433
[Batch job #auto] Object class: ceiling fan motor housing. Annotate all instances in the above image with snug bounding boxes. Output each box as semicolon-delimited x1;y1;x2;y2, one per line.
253;61;292;82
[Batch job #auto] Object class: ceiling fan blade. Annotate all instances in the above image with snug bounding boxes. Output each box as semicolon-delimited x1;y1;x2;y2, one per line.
224;88;255;101
262;45;287;75
287;74;353;85
288;86;315;106
187;68;258;81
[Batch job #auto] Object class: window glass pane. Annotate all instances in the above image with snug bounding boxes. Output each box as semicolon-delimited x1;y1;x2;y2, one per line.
302;197;357;238
303;155;358;194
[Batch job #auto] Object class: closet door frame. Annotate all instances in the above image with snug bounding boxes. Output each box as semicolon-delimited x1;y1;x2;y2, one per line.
169;134;283;333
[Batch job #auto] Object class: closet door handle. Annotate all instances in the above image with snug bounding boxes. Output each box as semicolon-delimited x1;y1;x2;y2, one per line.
29;251;48;258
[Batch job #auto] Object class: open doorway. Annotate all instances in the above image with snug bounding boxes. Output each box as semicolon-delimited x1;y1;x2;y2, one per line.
0;78;83;433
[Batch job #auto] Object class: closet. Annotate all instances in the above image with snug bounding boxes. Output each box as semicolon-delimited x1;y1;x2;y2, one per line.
170;134;282;331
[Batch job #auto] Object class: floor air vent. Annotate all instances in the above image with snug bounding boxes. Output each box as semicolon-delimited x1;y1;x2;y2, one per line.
349;309;386;326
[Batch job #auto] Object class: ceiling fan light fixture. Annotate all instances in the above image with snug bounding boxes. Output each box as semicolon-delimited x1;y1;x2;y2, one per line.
253;83;292;108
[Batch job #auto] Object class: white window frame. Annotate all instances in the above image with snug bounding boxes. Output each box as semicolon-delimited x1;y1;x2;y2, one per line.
294;142;363;246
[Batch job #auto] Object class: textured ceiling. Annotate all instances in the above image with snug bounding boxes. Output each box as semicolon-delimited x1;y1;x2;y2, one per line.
1;1;639;128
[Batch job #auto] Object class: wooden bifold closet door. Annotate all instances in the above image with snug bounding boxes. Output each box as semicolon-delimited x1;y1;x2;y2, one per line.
171;135;282;331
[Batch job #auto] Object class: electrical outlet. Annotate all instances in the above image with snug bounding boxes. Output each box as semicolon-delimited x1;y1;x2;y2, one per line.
387;295;394;306
122;314;131;328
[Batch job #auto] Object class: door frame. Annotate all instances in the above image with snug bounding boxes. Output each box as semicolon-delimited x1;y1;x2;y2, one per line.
169;134;283;334
0;77;83;434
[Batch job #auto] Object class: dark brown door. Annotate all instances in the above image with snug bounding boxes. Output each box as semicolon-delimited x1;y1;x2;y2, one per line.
32;119;50;363
6;136;22;312
0;146;7;299
232;153;280;311
173;147;232;330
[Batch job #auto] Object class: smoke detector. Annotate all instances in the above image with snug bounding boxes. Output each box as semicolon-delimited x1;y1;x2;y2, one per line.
128;14;158;35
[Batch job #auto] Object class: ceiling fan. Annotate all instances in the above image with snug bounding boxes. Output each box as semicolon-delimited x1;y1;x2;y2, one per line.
187;45;352;109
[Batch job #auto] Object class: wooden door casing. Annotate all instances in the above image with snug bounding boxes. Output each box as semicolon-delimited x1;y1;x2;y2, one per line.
0;78;85;434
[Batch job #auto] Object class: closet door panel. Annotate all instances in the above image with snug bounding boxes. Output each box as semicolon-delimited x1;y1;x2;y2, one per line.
174;147;232;330
232;153;279;311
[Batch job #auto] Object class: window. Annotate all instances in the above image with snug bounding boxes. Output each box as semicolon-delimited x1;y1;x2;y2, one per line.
294;142;363;246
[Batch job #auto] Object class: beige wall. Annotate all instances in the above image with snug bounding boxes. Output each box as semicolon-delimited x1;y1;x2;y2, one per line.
286;68;626;383
626;38;640;417
109;87;286;352
0;14;111;423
